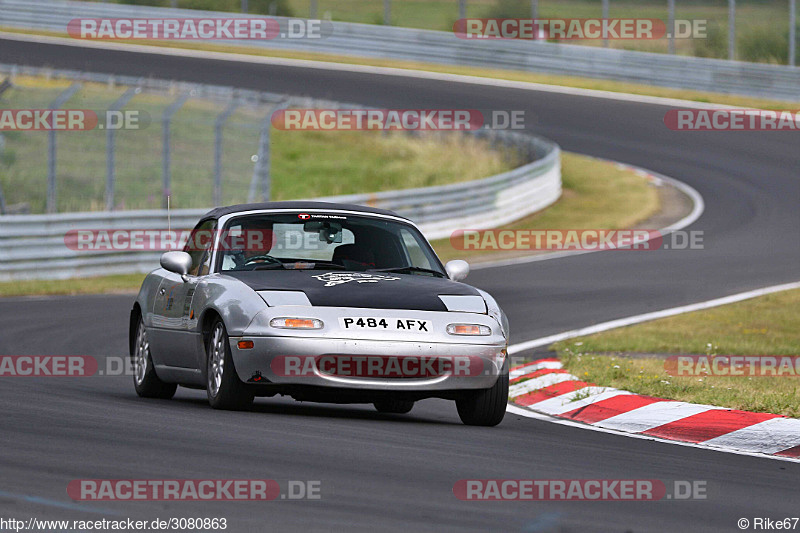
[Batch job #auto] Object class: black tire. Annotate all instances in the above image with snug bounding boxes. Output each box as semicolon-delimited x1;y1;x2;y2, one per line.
206;318;254;410
132;316;177;400
373;399;415;414
456;361;508;426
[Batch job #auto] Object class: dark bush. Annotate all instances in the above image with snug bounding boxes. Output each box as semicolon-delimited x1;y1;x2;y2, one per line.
693;22;727;59
739;24;798;65
486;0;531;19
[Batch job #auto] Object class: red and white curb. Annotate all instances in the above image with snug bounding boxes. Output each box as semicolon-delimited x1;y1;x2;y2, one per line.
508;359;800;460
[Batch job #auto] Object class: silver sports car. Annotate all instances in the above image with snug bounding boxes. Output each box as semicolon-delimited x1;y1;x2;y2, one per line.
130;202;509;426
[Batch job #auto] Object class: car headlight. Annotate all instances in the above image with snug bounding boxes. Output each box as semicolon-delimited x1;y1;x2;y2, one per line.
270;317;324;329
446;323;491;336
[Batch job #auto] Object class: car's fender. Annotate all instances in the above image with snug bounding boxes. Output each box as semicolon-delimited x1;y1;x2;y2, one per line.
476;288;510;341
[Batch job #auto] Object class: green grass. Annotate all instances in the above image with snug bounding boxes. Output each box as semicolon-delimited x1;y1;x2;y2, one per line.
0;75;516;213
552;288;800;417
553;288;800;356
432;152;660;263
0;273;146;297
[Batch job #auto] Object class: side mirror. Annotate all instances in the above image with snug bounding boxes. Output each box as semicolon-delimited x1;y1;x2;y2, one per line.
160;251;193;278
445;259;470;282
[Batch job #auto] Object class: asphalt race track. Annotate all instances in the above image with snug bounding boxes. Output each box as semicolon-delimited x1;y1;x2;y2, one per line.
0;37;798;532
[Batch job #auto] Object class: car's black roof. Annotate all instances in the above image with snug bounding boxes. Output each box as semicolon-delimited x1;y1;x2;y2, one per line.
202;201;408;221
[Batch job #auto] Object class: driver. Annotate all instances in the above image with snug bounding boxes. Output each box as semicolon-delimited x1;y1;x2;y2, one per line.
221;220;276;270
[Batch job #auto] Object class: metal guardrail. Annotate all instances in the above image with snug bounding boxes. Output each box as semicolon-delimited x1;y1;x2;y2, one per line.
0;0;798;100
0;139;560;281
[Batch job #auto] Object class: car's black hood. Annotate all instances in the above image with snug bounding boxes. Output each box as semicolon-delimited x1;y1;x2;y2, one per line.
224;270;481;311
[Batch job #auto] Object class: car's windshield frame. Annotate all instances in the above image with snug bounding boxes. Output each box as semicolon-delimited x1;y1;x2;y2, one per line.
209;209;445;276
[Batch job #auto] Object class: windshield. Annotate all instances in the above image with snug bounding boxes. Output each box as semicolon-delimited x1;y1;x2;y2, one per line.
216;212;445;276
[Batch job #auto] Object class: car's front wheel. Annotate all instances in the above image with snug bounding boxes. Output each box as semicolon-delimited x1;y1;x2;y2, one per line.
455;361;508;426
206;318;254;410
132;317;177;399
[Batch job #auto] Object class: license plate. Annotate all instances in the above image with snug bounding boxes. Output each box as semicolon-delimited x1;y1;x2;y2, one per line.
339;317;430;332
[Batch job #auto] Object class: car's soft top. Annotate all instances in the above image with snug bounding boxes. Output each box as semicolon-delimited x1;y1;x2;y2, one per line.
203;201;408;221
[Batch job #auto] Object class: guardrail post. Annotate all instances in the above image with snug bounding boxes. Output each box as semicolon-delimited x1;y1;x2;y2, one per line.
46;83;81;214
384;0;391;25
242;0;248;14
214;100;239;207
668;0;675;54
105;87;139;211
248;101;286;203
0;78;10;215
531;0;538;19
602;0;609;48
459;0;466;20
728;0;736;60
0;134;6;215
161;92;191;209
790;0;796;66
310;0;318;19
0;78;12;97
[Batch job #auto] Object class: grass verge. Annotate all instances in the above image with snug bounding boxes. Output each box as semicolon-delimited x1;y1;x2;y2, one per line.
552;288;800;417
432;152;660;263
0;274;146;298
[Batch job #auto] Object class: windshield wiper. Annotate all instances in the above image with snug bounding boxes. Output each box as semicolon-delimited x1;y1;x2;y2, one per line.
304;261;347;270
369;266;447;278
251;263;285;270
249;261;348;271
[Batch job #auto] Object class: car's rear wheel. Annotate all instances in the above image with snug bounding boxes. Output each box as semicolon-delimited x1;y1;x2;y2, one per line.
373;399;414;414
206;318;254;410
456;361;508;426
132;317;177;399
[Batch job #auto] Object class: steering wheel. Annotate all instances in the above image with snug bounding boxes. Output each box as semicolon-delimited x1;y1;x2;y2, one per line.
243;254;281;266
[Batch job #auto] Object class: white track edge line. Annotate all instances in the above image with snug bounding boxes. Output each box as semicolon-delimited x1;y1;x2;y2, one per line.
507;281;800;355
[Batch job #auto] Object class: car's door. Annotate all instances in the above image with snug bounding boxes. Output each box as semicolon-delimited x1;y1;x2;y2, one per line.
150;219;216;369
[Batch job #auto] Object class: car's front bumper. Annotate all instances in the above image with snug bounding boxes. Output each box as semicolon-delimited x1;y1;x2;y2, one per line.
230;336;506;391
229;306;507;391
